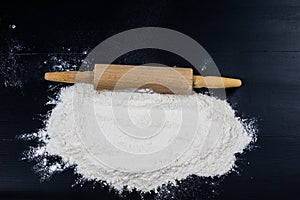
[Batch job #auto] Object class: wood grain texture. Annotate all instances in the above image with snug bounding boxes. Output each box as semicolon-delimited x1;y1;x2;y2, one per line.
193;76;242;88
93;64;193;94
44;71;93;83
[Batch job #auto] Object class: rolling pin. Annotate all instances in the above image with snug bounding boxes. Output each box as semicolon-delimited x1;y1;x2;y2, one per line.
44;64;242;95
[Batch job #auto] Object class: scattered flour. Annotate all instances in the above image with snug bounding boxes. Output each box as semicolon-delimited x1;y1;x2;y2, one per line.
25;83;255;192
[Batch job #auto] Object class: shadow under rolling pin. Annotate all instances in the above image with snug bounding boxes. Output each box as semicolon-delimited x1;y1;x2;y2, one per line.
44;64;242;95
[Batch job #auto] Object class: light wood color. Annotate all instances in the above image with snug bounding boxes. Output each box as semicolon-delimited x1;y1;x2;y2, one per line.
93;64;193;94
193;76;242;89
44;64;242;94
44;71;93;84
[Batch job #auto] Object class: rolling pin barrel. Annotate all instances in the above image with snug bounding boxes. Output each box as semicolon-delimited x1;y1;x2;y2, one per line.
93;64;193;94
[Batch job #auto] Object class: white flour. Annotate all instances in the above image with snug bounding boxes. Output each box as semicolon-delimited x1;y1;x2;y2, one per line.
25;83;255;192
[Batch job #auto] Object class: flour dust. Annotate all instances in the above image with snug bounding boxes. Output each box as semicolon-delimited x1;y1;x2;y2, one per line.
22;83;256;192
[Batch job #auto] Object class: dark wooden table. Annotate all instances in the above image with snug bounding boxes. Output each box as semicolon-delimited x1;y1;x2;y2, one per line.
0;0;299;199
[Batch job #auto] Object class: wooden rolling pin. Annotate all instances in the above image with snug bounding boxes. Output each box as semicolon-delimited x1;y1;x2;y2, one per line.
44;64;242;94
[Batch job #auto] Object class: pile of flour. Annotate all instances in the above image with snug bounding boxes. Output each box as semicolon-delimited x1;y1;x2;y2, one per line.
26;83;255;192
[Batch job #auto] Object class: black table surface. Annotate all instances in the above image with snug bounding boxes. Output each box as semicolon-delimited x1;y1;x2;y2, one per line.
0;0;299;199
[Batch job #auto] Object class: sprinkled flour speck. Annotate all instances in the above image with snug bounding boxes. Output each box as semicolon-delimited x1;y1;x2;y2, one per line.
9;24;16;29
23;83;256;192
